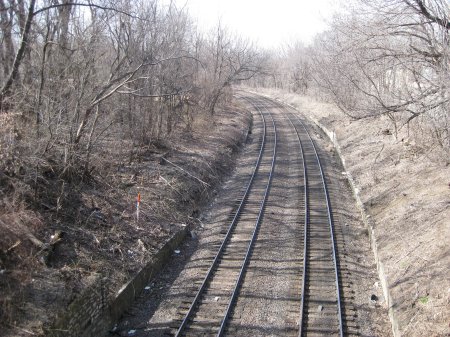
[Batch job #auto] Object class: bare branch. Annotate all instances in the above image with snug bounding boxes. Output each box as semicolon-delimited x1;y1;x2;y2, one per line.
32;2;142;20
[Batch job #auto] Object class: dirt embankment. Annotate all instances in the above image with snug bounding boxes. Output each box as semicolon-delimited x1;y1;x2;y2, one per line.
253;88;450;337
0;105;251;337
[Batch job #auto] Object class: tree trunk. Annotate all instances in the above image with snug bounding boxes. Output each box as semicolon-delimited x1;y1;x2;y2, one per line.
0;0;15;80
0;0;36;111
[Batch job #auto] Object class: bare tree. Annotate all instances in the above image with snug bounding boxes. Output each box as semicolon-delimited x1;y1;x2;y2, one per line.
199;24;267;115
306;0;449;149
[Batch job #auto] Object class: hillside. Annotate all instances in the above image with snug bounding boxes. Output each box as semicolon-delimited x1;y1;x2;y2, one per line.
0;105;250;336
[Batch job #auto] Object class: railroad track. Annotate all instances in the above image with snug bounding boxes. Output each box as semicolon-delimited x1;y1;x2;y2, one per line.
167;94;345;336
171;97;277;336
282;101;344;337
236;94;345;336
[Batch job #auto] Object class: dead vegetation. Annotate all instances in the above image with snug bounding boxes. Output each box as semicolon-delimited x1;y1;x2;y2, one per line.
0;102;250;336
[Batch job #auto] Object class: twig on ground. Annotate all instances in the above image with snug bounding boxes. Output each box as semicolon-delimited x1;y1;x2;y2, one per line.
161;157;210;187
6;324;38;335
159;175;183;196
373;144;385;165
6;240;21;254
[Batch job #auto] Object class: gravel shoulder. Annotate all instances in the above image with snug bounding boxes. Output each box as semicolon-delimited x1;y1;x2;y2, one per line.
253;87;450;337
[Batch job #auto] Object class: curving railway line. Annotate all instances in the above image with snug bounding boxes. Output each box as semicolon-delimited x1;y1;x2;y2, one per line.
113;92;359;337
170;94;344;336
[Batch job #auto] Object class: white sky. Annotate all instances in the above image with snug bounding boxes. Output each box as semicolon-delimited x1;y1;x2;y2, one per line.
173;0;340;49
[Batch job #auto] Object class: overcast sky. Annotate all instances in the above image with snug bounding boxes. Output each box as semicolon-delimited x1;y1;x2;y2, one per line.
171;0;340;49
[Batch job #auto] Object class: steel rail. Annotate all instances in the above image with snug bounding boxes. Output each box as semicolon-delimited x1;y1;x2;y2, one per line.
216;98;277;336
174;96;271;337
275;97;344;337
283;113;309;337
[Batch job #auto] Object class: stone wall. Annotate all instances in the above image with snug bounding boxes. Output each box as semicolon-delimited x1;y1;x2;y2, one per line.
45;228;188;337
45;274;109;337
